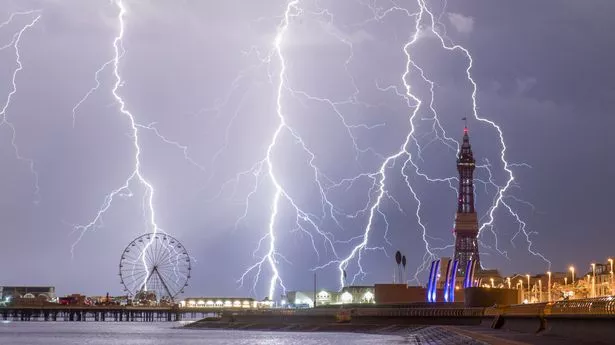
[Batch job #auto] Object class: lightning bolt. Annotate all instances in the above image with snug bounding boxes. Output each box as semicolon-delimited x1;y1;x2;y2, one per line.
334;4;431;287
330;0;550;286
70;0;207;277
0;11;42;202
417;2;551;269
69;0;162;278
236;0;369;299
237;0;299;300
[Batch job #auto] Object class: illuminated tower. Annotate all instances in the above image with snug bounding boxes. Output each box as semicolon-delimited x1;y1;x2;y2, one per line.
453;125;480;277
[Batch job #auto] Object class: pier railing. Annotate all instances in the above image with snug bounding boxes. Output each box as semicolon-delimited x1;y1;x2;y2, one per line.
353;307;484;317
485;297;615;316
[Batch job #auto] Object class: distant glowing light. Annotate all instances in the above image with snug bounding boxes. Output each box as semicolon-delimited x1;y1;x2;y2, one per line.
341;291;353;304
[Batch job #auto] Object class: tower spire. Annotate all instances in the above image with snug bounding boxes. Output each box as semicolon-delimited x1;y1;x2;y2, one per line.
453;124;480;277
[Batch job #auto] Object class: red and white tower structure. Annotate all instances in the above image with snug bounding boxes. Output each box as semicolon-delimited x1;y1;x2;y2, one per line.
453;125;480;277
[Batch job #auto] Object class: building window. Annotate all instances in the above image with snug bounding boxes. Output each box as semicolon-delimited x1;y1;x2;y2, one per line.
341;292;353;304
362;291;374;303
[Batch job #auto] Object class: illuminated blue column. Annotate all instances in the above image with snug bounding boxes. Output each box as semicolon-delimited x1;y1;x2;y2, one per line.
426;261;436;302
449;260;459;302
443;259;452;302
430;260;441;303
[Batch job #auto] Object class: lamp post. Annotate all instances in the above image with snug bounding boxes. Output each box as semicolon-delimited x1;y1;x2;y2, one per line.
591;263;596;298
491;278;495;288
609;258;614;296
570;266;575;284
507;277;511;289
547;271;552;302
526;275;530;302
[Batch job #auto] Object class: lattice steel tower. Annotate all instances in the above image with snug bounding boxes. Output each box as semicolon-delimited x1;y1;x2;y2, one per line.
453;125;480;276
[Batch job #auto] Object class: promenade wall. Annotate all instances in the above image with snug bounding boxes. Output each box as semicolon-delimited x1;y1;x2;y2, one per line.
481;297;615;344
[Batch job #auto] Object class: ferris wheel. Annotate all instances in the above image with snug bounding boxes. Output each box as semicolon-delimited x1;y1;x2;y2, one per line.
119;233;191;301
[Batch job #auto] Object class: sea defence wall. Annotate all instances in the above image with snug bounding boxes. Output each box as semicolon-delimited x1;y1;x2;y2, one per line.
203;307;484;327
482;297;615;344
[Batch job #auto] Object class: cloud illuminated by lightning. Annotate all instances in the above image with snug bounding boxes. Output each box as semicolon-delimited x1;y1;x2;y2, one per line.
0;11;42;202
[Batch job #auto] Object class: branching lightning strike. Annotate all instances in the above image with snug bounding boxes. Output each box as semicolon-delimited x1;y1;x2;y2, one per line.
235;0;392;298
334;1;551;286
419;1;550;269
0;11;42;201
71;0;206;271
70;1;167;289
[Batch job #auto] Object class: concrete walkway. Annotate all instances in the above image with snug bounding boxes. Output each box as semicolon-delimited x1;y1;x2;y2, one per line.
401;326;488;344
446;326;608;345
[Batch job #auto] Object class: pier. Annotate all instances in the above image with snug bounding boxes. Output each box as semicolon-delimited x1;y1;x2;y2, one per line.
0;305;221;322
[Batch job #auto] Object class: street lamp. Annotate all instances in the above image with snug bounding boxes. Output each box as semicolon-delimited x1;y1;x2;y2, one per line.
507;277;511;289
491;278;495;288
547;271;552;302
526;275;531;302
569;266;575;284
609;258;614;296
591;263;596;298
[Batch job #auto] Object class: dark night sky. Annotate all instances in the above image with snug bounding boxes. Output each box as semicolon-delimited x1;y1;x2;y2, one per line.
0;0;613;299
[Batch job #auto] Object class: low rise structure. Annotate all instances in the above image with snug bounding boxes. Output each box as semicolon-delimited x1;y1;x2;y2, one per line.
375;283;466;304
284;285;375;307
180;297;257;308
0;286;56;301
374;284;428;304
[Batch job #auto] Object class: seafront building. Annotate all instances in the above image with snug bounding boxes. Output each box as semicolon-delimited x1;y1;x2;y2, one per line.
0;286;56;302
284;285;375;307
178;297;277;309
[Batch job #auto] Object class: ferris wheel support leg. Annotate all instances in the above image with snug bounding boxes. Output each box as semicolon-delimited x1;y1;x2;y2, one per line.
154;267;174;300
138;268;156;292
